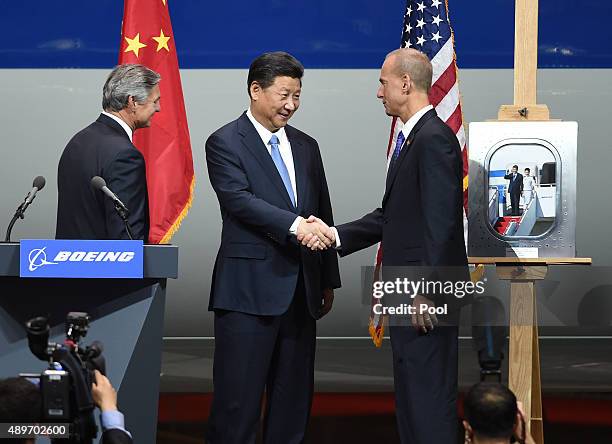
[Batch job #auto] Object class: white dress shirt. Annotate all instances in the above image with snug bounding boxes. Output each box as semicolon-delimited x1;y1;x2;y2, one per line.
100;410;132;438
101;111;133;142
246;108;302;233
398;104;433;146
332;104;434;248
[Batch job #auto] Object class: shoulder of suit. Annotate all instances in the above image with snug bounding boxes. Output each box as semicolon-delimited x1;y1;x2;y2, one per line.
411;118;462;160
413;114;456;142
208;116;242;141
68;120;134;152
285;124;317;146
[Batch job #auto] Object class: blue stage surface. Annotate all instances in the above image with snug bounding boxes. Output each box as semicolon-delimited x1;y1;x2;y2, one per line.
2;0;612;69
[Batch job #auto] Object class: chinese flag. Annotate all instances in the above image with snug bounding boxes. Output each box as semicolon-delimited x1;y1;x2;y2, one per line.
119;0;194;244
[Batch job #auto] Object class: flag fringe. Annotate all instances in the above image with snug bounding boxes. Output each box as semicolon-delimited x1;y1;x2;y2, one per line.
159;175;196;244
368;316;385;348
470;263;485;282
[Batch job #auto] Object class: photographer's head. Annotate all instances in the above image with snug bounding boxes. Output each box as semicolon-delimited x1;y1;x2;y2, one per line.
0;377;41;444
463;383;524;444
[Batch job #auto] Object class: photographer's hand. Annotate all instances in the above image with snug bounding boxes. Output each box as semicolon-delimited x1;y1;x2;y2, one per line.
515;401;536;444
92;369;118;412
91;370;133;440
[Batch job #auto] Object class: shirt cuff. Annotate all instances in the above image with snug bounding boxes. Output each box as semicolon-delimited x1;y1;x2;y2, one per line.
100;410;132;438
289;216;303;235
331;227;341;249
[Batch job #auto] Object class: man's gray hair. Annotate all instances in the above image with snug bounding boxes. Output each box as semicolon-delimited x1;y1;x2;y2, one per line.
385;48;433;94
102;64;161;112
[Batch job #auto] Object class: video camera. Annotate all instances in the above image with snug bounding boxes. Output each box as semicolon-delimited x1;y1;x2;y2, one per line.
22;312;106;443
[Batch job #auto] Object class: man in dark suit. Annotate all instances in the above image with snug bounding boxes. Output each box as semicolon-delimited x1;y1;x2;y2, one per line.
301;48;469;443
504;165;523;216
205;52;341;444
56;64;160;241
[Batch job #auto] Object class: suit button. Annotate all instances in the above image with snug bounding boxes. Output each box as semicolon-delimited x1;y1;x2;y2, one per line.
383;217;389;224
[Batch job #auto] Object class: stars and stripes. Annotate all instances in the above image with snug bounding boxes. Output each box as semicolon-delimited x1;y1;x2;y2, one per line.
369;0;468;347
399;0;468;210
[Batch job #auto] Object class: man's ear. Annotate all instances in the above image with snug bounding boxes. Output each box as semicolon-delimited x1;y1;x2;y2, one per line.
402;74;411;94
127;95;137;112
250;81;261;100
513;411;523;435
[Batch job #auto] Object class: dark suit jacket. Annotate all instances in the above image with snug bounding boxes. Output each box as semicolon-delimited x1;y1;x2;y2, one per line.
504;172;523;197
55;114;149;240
205;112;341;318
102;428;133;444
336;109;468;307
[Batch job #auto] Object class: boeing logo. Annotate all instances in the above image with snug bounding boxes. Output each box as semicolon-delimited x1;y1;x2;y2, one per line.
21;240;143;279
28;247;58;272
27;248;135;271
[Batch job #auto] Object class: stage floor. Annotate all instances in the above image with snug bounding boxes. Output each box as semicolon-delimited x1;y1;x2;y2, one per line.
156;336;612;443
160;336;612;393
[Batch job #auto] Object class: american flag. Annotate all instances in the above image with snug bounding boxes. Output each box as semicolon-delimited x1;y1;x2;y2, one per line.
369;0;468;347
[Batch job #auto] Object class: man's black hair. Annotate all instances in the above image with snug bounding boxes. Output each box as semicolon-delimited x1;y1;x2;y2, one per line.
513;165;519;169
464;382;517;439
0;377;42;444
524;168;530;173
247;51;304;97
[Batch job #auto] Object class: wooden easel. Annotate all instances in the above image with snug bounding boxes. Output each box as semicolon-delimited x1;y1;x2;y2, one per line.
492;7;554;439
471;3;593;442
498;0;549;122
469;258;591;444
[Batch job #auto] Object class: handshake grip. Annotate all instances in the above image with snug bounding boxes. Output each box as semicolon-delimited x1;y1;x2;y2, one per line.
296;216;336;251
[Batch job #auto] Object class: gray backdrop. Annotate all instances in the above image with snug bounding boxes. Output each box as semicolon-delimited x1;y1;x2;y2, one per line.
1;68;610;337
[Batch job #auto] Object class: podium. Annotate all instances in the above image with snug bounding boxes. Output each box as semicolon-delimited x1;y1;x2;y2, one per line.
0;242;178;443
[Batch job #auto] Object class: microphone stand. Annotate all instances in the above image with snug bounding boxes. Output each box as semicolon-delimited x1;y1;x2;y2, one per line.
113;201;134;240
5;199;31;242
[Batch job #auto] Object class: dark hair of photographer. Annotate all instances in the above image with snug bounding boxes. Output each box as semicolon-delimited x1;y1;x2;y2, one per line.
0;377;41;444
463;382;534;444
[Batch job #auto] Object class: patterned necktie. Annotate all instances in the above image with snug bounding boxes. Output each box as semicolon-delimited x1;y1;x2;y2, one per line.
389;131;406;170
269;134;296;207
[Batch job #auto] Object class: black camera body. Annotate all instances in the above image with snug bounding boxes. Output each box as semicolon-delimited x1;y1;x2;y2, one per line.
23;312;106;443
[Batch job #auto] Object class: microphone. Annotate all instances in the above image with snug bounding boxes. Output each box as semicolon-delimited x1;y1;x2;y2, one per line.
5;175;46;242
25;176;46;206
90;176;133;240
90;176;128;213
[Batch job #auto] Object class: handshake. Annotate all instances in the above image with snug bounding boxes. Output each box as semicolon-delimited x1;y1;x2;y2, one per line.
297;216;336;251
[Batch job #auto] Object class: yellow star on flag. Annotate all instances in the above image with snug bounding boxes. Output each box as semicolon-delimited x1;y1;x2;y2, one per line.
162;0;167;5
153;29;171;52
124;33;147;57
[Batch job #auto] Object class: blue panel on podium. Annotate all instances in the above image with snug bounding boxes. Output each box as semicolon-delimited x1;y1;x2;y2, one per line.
19;240;143;279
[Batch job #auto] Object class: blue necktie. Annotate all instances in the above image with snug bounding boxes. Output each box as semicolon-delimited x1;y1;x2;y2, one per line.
269;134;296;207
389;131;406;170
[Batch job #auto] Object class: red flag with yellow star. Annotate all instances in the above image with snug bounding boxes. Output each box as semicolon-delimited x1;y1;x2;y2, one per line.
119;0;194;244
